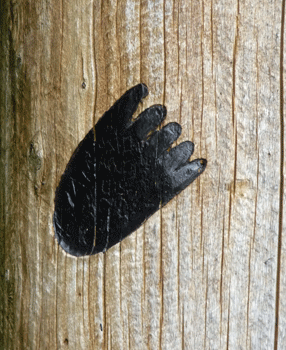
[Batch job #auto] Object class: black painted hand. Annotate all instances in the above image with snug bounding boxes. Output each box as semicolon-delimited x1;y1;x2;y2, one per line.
53;84;207;256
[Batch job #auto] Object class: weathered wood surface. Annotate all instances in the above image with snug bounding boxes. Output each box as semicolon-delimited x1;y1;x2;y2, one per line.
1;0;285;349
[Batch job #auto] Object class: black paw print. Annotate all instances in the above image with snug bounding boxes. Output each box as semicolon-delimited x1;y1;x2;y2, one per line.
53;84;207;256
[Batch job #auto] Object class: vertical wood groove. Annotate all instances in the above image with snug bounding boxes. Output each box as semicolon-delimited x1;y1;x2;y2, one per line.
274;0;285;348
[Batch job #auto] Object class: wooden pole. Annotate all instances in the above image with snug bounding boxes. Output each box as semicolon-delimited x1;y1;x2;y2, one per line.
1;0;285;349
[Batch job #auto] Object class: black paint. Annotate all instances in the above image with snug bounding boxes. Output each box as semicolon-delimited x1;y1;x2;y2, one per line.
53;84;207;256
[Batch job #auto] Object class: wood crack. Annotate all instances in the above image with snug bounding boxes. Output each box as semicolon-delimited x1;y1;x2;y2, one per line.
274;0;285;348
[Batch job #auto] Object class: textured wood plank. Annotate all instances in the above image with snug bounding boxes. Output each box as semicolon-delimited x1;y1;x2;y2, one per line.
1;0;285;349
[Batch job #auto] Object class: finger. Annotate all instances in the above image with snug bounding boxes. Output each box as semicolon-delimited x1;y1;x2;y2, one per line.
146;122;182;158
129;105;167;140
96;84;149;136
175;158;207;188
161;158;207;205
167;141;194;170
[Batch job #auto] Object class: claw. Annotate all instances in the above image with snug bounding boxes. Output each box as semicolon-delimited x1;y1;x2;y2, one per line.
175;158;207;187
145;122;182;158
165;141;194;170
130;105;166;140
96;84;149;136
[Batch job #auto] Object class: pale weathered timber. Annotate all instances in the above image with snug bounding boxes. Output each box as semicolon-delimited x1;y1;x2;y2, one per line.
1;0;285;349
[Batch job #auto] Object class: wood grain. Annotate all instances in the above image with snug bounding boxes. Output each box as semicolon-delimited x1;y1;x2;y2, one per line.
1;0;285;349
